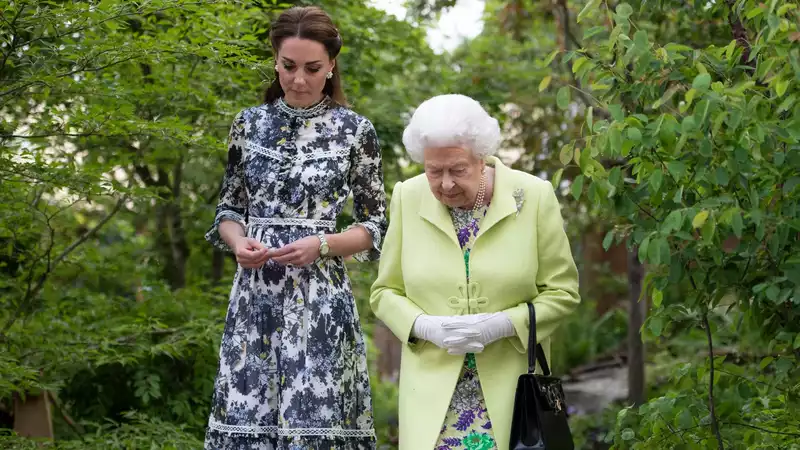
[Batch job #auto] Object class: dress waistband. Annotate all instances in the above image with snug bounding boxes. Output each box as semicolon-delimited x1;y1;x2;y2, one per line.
247;217;336;229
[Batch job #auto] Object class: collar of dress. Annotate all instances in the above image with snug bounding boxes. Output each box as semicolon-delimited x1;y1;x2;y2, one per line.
276;96;332;119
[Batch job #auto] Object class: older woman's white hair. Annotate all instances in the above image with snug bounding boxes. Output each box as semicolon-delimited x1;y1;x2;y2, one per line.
402;94;501;163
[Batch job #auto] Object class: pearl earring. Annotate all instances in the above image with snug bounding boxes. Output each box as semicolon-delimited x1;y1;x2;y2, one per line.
326;71;333;79
274;65;279;71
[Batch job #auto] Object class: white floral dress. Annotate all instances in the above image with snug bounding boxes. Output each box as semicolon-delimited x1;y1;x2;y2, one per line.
204;97;387;450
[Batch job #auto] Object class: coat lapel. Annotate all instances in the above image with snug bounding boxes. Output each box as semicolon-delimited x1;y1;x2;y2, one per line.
477;157;518;239
418;185;460;246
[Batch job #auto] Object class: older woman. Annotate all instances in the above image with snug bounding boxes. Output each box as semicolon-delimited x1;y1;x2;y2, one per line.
370;94;580;450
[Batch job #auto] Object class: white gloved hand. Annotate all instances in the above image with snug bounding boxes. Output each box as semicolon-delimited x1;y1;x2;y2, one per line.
411;315;485;354
442;312;515;349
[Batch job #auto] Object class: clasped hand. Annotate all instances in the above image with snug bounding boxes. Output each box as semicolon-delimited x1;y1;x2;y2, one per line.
233;235;321;268
412;312;515;355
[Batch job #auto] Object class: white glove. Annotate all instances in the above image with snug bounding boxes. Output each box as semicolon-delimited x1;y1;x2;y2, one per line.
442;312;515;349
411;315;485;354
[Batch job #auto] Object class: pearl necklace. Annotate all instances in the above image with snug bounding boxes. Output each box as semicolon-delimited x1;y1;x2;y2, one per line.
471;168;487;219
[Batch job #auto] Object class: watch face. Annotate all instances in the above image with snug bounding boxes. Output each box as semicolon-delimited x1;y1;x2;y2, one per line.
320;244;330;255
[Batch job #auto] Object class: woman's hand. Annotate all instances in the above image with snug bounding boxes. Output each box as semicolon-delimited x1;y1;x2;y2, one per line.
270;235;321;266
233;237;271;269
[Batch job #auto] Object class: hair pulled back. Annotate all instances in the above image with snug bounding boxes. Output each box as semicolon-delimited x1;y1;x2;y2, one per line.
264;6;347;106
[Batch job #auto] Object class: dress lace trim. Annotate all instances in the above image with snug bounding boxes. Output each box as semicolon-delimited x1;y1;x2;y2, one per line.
208;418;376;438
246;141;348;163
276;96;332;118
248;217;336;229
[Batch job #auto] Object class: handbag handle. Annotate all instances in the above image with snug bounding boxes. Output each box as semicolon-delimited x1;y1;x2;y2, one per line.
527;302;551;376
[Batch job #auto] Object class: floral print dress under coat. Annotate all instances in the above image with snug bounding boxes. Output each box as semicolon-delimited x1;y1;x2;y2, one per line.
204;98;387;450
434;205;498;450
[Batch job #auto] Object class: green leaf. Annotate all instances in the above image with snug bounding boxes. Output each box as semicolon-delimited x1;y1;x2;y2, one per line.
759;356;774;369
724;40;737;60
603;230;615;251
638;235;651;263
746;6;764;19
543;49;560;66
616;3;634;18
633;30;648;50
559;144;574;166
652;288;663;308
557;86;571;109
766;285;780;302
571;175;584;200
610;127;623;151
794;334;800;350
650;168;663;192
666;161;686;180
621;428;635;441
578;0;602;23
701;216;716;241
693;210;709;228
586;107;594;131
768;14;779;30
653;85;679;109
778;3;797;15
584;26;606;40
732;211;744;238
776;78;789;97
692;73;711;91
627;127;642;141
551;168;564;189
648;315;664;336
609;104;624;122
663;210;683;233
681;116;697;134
783;177;800;195
715;167;730;186
538;75;552;92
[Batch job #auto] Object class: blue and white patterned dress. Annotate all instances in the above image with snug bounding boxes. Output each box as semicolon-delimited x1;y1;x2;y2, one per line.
204;97;387;450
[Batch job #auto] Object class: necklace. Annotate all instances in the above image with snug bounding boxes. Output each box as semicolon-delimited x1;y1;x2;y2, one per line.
463;169;488;278
471;169;487;219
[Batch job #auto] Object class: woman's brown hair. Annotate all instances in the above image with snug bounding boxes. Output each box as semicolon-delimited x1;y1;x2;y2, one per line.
264;6;347;106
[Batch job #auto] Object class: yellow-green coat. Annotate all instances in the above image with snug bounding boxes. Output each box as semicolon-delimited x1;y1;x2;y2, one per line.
370;157;581;450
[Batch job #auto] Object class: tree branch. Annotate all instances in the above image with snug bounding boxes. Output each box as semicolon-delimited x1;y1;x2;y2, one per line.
0;196;128;340
48;392;85;438
703;314;725;450
556;0;609;116
724;0;755;70
726;422;800;438
0;4;26;78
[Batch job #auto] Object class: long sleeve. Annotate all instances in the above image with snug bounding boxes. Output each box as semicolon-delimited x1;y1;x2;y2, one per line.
347;118;388;262
505;183;581;352
369;181;425;344
205;111;248;252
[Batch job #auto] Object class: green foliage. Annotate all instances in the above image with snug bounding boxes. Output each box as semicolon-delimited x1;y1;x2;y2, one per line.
1;0;439;446
557;0;800;447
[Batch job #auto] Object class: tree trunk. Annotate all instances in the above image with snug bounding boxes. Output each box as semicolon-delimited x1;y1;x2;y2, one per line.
211;248;225;285
13;391;53;439
627;248;646;406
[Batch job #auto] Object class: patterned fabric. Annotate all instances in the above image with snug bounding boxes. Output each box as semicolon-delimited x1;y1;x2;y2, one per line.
204;97;387;450
435;206;498;450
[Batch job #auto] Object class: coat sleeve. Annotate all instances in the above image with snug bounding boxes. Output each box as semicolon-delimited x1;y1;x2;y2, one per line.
205;110;248;252
369;181;425;345
504;182;581;353
347;118;388;262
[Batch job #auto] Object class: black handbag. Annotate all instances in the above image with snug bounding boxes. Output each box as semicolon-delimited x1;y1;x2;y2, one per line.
509;303;574;450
